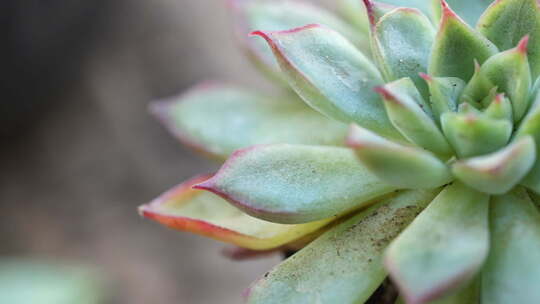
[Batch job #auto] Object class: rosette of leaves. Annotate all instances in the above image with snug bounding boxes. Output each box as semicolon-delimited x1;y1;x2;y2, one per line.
139;0;540;303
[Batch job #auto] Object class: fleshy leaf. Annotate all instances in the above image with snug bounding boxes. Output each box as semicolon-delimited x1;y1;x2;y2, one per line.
517;92;540;192
230;0;369;81
483;93;513;122
385;182;489;304
377;79;453;157
477;0;540;78
347;126;452;189
420;74;465;124
429;0;498;81
477;36;532;121
441;112;512;158
338;0;370;33
461;61;495;104
139;175;334;250
482;188;540;303
396;278;480;304
451;137;536;194
432;0;494;26
370;6;435;99
363;0;399;26
195;144;395;224
151;83;348;159
245;189;440;304
251;24;403;140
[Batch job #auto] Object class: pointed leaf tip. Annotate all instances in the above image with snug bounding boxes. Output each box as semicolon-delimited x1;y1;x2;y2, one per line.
517;35;530;54
385;183;489;304
362;0;376;26
140;174;334;250
203;144;395;223
253;23;402;140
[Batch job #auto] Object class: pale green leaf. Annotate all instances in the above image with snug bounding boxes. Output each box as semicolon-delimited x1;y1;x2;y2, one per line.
429;1;498;81
246;189;440;304
477;0;540;78
196;144;395;224
482;188;540;303
252;24;403;140
385;183;489;304
139;175;334;250
231;0;370;81
377;78;453;157
451;137;536;194
152;84;348;159
348;125;452;189
371;7;435;99
441;112;512;158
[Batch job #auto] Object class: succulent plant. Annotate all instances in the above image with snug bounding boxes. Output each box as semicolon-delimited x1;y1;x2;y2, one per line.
139;0;540;303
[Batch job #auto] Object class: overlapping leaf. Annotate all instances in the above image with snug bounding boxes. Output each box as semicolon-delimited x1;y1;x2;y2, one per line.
140;175;334;250
195;144;395;224
152;83;348;159
246;189;439;304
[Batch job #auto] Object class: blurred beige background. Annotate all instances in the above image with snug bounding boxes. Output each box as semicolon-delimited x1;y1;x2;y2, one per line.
0;1;332;303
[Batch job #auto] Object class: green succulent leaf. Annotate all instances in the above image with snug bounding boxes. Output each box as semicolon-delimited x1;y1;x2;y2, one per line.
441;112;512;158
517;92;540;193
337;0;370;33
245;189;439;304
451;136;536;194
429;0;498;81
230;0;369;81
377;78;454;157
483;93;513;122
420;74;465;124
370;6;435;99
363;0;401;26
385;182;489;304
139;175;334;250
461;61;495;104
482;188;540;303
195;144;395;224
347;126;452;189
432;0;494;26
477;36;532;121
477;0;540;78
152;83;348;159
396;278;480;304
252;24;403;140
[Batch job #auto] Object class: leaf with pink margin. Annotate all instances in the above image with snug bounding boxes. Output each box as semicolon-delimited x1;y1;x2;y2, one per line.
139;175;334;250
384;182;489;304
151;83;348;160
395;278;479;303
195;144;396;224
429;0;498;82
477;0;540;78
229;0;369;82
245;189;440;304
251;24;404;141
432;0;493;26
369;5;435;100
482;187;540;303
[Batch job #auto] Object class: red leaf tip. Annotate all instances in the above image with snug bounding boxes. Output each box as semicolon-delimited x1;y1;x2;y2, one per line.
517;35;530;54
374;86;399;104
494;93;506;104
192;179;216;192
440;0;459;23
419;72;433;82
362;0;376;26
